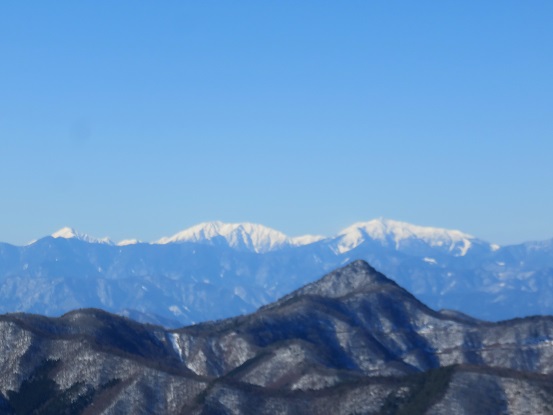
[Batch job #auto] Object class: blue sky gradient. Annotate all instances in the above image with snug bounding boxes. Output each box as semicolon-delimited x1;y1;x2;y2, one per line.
1;1;552;245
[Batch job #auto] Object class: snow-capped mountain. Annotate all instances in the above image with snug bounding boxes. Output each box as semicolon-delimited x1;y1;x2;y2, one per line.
334;218;480;256
155;221;324;253
1;218;552;327
51;227;114;245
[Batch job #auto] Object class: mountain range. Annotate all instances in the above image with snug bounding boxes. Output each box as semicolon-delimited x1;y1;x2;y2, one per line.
1;218;552;326
1;260;553;414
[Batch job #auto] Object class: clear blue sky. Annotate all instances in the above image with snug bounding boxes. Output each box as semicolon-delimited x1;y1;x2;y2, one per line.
1;1;552;245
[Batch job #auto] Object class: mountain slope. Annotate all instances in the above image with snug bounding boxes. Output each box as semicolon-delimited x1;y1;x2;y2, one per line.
1;261;553;414
174;261;553;383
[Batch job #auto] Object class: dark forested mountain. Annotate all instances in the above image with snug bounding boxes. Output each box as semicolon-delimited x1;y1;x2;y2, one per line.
1;219;553;326
1;261;553;414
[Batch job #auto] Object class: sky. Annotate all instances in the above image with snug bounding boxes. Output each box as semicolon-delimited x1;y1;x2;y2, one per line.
1;1;552;246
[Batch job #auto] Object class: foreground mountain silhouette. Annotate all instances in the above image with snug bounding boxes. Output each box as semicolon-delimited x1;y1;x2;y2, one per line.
1;261;553;414
2;218;553;326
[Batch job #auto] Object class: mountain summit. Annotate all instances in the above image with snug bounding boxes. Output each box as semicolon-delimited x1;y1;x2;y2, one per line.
277;259;396;300
335;218;477;256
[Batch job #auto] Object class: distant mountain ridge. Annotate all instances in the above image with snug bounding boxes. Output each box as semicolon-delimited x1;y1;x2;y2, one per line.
44;218;486;255
1;218;552;326
334;219;483;256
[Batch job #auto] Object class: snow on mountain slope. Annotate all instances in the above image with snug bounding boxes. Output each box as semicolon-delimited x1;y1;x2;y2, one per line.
335;218;476;256
289;234;325;246
51;227;114;245
117;239;141;246
155;221;323;253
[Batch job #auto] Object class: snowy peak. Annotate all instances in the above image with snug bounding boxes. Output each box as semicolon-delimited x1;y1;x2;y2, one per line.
50;227;113;245
156;221;322;253
51;227;79;239
335;218;475;256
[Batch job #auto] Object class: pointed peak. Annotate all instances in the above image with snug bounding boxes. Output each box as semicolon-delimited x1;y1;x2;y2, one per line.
269;260;398;306
310;260;394;295
51;227;79;239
